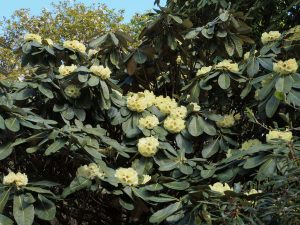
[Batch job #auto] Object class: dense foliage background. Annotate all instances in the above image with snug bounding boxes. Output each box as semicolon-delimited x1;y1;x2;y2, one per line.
0;0;300;224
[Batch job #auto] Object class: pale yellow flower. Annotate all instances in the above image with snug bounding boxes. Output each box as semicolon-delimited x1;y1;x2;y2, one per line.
45;38;54;46
115;168;139;186
3;171;28;187
58;64;77;76
64;85;81;98
63;40;86;53
197;66;212;76
138;136;159;157
139;115;159;129
77;163;105;179
154;96;178;114
170;106;187;119
176;56;183;64
88;49;98;58
216;114;235;128
24;33;42;44
245;189;262;195
273;58;298;75
209;182;232;195
266;130;293;143
90;65;111;80
241;139;261;150
215;60;239;73
164;116;185;133
190;102;201;112
261;31;281;44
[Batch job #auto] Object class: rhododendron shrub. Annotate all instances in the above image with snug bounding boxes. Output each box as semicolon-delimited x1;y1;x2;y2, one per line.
0;0;300;225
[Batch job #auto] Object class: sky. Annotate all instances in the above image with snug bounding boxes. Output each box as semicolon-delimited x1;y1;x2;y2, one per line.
0;0;166;22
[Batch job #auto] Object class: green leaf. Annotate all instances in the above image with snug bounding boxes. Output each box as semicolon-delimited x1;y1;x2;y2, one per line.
100;80;110;100
110;33;119;46
218;74;231;89
243;155;268;169
149;202;182;223
0;143;13;161
88;76;100;87
119;198;134;210
247;59;259;77
5;118;20;132
23;187;55;196
198;117;216;136
163;181;190;190
34;194;56;221
89;34;108;48
62;177;92;198
0;214;14;225
0;115;5;129
187;116;203;137
202;139;219;158
38;85;54;99
133;50;147;64
265;95;280;118
13;194;34;225
169;15;182;24
44;139;67;156
0;188;10;213
257;158;277;180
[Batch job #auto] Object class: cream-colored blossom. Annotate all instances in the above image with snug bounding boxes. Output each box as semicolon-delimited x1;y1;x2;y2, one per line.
127;93;148;112
154;96;178;114
63;40;86;53
209;182;232;195
244;50;258;60
285;25;300;41
190;102;201;112
24;33;42;44
245;189;262;195
3;171;28;187
115;167;139;186
141;175;151;184
88;49;98;58
90;65;111;80
77;163;105;180
266;130;293;143
241;139;261;150
58;64;77;76
176;56;183;64
216;114;235;128
45;38;54;46
143;90;156;107
197;66;212;76
138;136;159;157
164;116;185;133
273;58;298;75
64;85;81;98
170;106;187;119
139;115;159;129
215;60;239;73
261;31;281;44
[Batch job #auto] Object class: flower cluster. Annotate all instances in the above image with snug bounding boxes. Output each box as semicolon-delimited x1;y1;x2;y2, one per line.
24;33;42;44
273;58;298;75
154;95;178;114
45;38;54;46
90;65;111;80
215;59;239;73
190;102;201;112
261;31;281;44
64;85;81;98
266;130;293;143
76;163;105;180
88;49;98;58
245;189;262;195
209;182;232;195
138;136;160;157
241;139;262;150
127;90;156;112
115;167;139;186
216;114;236;128
58;64;77;76
163;116;186;133
139;115;159;129
196;66;212;76
170;106;187;119
63;40;86;53
3;171;28;187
